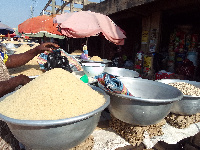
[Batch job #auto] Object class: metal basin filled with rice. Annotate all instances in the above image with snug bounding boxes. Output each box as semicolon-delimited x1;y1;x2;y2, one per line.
99;77;183;126
156;79;200;115
0;86;110;150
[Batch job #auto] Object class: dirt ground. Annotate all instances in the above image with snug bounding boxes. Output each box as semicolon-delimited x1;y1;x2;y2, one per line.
1;110;199;150
70;110;200;150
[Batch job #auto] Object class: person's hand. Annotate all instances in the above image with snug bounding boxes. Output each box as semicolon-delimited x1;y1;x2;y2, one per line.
16;74;31;86
34;42;60;54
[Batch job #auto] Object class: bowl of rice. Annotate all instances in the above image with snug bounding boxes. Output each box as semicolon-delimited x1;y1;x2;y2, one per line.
0;68;110;150
82;63;106;77
81;56;112;67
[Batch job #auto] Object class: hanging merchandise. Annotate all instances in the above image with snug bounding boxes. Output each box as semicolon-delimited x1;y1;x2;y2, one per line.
173;31;185;52
143;54;152;73
175;51;186;65
141;31;149;44
191;34;198;49
168;32;175;52
134;51;143;74
176;59;195;80
149;29;157;52
185;34;191;51
167;27;200;75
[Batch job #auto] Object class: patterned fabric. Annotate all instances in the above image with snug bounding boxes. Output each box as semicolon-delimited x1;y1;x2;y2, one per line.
0;52;8;64
37;49;83;71
0;55;19;150
0;58;10;82
95;72;133;96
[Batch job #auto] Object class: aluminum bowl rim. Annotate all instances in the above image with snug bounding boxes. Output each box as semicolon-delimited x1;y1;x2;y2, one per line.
0;85;110;127
156;79;200;98
98;78;183;103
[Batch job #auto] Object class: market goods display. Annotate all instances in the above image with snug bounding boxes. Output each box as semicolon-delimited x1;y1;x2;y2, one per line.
90;56;103;61
109;115;166;146
0;68;106;120
70;50;83;55
44;50;72;72
168;82;200;96
165;113;200;129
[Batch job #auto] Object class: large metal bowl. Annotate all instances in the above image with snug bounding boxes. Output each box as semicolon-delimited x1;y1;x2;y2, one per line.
82;63;106;77
0;86;110;150
6;48;16;55
103;67;139;78
156;79;200;115
98;77;183;126
72;71;97;84
81;59;112;67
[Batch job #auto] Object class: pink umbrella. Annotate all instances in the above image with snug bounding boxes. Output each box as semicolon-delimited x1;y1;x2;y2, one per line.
53;11;126;45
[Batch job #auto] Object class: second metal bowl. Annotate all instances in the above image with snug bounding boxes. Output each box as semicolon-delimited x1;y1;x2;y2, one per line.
99;77;183;126
156;79;200;115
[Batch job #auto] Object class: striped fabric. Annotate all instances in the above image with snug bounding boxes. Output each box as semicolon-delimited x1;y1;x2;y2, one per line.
95;72;133;96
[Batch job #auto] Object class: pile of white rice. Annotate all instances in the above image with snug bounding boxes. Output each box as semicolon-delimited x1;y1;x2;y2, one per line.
0;68;105;120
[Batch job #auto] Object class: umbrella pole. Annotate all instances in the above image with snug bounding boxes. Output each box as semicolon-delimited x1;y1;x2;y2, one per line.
7;32;11;41
86;37;88;46
43;33;47;43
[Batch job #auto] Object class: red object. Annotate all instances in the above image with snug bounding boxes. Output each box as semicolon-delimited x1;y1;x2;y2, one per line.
155;71;175;80
18;15;62;35
176;59;195;78
5;33;16;38
53;11;126;45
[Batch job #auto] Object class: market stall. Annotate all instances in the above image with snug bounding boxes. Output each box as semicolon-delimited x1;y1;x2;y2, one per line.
0;10;200;150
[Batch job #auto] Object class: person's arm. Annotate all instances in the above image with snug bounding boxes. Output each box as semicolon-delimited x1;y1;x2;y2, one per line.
0;74;31;98
5;42;59;69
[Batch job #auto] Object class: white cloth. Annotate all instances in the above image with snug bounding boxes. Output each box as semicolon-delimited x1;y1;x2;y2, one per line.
92;129;131;150
91;111;200;149
143;122;200;149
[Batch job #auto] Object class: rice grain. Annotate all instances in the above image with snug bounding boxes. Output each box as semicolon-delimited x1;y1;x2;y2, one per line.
0;68;106;120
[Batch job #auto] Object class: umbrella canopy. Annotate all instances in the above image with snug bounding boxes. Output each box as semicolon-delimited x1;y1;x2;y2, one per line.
18;15;65;39
0;22;14;35
53;11;126;45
